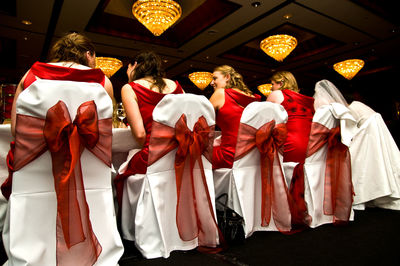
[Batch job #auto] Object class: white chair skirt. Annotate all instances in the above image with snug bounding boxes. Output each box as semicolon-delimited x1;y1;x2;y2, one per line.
2;150;124;265
120;149;216;259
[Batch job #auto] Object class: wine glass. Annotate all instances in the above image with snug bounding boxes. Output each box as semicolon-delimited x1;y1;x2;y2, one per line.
116;102;126;127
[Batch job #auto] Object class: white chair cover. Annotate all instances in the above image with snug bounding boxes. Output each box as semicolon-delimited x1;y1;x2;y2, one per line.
2;76;123;265
303;103;356;228
119;94;218;259
215;102;289;238
0;124;13;234
349;101;400;210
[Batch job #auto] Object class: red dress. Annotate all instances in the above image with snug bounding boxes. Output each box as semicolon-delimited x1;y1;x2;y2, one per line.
114;82;184;206
213;89;261;169
281;89;315;163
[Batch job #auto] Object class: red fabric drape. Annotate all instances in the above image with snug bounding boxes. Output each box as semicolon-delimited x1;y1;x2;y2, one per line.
234;120;291;232
2;100;112;266
306;123;354;223
1;141;15;200
148;114;224;252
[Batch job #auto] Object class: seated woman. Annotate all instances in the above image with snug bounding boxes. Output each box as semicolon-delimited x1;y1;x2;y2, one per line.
267;71;315;228
314;79;400;210
267;71;315;163
3;32;122;265
209;65;261;169
114;50;184;207
10;33;113;136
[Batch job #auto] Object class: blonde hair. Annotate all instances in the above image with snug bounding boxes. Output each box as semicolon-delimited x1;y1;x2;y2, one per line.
270;71;299;93
48;32;95;67
214;65;252;95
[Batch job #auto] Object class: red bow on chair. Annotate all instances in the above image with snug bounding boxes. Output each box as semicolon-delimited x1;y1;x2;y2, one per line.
2;100;112;266
306;123;354;223
235;120;291;232
149;115;222;250
44;100;101;251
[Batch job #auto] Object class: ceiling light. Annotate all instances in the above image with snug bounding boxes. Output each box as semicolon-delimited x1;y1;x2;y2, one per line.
21;20;32;25
132;0;182;36
333;59;364;80
260;34;297;62
251;2;261;7
283;14;292;20
95;57;123;78
188;72;213;90
257;84;272;97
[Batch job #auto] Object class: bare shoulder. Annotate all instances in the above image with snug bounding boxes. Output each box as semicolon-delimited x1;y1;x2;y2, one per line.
267;90;284;104
163;78;177;93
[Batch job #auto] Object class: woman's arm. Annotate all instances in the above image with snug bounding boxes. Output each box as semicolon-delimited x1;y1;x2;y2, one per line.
11;71;29;136
104;76;114;100
209;88;225;111
121;83;146;146
267;90;284;104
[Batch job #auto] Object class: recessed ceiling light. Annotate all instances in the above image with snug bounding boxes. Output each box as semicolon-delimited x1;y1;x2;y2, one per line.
21;20;32;25
251;2;261;8
283;14;292;20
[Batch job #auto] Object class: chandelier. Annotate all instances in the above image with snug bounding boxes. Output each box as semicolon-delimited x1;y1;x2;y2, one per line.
257;84;272;97
95;57;123;78
132;0;182;36
333;59;365;80
260;34;297;62
188;72;213;90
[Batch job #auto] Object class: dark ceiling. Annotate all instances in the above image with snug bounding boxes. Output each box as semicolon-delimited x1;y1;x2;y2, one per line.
1;0;399;123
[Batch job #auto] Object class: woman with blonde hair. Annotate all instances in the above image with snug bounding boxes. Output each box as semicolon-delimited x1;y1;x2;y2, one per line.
267;71;314;163
210;65;261;169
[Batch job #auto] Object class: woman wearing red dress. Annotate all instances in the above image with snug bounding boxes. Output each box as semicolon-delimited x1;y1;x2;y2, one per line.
267;71;315;163
114;51;184;207
210;65;261;169
267;71;315;228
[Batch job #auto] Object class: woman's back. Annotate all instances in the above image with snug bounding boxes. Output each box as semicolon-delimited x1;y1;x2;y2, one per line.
213;88;261;169
281;89;314;163
129;80;183;136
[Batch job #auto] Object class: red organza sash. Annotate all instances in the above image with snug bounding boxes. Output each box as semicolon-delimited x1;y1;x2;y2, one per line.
306;122;354;223
5;100;112;266
1;141;15;200
234;120;291;232
148;114;223;251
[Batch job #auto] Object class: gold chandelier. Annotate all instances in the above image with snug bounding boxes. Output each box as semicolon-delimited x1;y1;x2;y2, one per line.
260;34;297;62
95;57;123;78
132;0;182;36
188;72;213;90
333;59;365;80
257;84;272;97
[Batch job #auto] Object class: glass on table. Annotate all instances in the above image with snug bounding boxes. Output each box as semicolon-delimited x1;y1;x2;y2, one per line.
116;102;127;128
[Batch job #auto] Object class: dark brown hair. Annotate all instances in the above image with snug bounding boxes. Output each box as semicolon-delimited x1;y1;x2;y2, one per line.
48;32;95;67
130;50;166;93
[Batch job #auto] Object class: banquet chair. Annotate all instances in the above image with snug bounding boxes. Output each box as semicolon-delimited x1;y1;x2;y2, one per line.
348;101;400;210
302;103;356;228
119;94;219;259
214;102;291;238
2;73;124;265
0;124;13;234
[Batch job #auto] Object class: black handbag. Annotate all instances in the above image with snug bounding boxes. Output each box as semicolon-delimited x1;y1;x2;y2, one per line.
216;193;245;244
